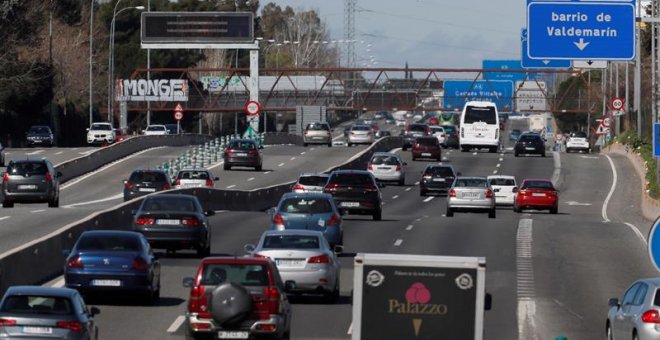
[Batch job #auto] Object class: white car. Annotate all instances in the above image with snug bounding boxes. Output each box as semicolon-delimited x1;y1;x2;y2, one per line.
430;125;446;145
367;152;406;186
86;122;116;145
395;119;406;127
487;175;517;205
143;125;169;135
565;131;590;153
347;124;374;146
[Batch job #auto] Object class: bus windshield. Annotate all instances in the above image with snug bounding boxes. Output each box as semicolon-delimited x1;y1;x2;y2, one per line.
463;106;497;124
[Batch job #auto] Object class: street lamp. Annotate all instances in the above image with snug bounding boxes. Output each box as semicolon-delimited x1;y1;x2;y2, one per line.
89;0;94;127
107;4;144;125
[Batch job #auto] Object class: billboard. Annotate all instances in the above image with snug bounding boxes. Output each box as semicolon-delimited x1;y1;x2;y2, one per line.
116;79;189;102
515;80;547;112
443;80;514;112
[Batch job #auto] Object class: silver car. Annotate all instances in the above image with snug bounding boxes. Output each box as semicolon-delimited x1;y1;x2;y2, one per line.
292;173;329;193
446;176;496;218
607;278;660;340
173;168;219;189
367;152;406;186
0;286;99;340
347;124;374;146
303;122;332;147
245;230;341;302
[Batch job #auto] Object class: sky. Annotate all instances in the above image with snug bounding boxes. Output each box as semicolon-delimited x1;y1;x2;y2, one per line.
263;0;527;69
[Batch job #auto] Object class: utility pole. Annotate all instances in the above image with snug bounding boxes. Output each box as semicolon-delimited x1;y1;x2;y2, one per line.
635;0;642;138
146;0;151;127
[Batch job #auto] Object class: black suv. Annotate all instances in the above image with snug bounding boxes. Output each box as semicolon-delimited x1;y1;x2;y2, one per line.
419;164;459;196
26;125;54;147
223;139;262;171
2;159;61;207
514;132;546;157
123;169;172;202
323;170;382;220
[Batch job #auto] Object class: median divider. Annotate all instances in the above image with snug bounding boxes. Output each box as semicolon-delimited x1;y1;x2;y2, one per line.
0;136;402;294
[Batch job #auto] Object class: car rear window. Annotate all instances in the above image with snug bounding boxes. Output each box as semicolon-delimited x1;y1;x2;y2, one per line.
76;235;140;252
442;125;456;133
177;171;210;180
142;197;197;212
279;198;333;214
352;125;370;131
129;171;167;182
7;162;48;176
519;135;540;142
489;178;516;186
426;166;454;177
571;132;587;138
454;178;488;188
408;125;427;132
521;181;554;190
464;106;497;124
146;126;166;131
262;235;320;249
306;123;329;131
371;155;399;165
200;264;269;286
329;173;373;186
1;296;73;315
228;141;256;150
416;137;438;146
297;175;328;186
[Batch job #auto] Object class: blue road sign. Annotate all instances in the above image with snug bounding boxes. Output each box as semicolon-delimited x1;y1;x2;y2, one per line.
654;123;660;158
521;29;571;69
443;80;514;113
482;60;526;82
649;217;660;272
527;0;635;60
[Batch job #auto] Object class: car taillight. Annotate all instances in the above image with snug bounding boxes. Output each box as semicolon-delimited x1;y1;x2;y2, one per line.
0;318;16;326
135;217;155;225
224;149;233;155
519;190;528;196
642;310;660;323
292;184;305;192
486;189;494;198
45;172;53;183
253;253;269;259
324;183;340;192
423;174;432;179
257;287;280;317
448;189;456;197
56;321;82;331
174;179;181;186
2;173;8;184
395;165;401;171
131;257;149;271
205;178;213;187
124;181;133;190
163;183;171;190
182;218;201;226
327;213;340;226
548;190;557;196
365;185;378;193
66;256;83;268
249;149;258;155
308;255;330;263
188;285;211;319
273;213;285;229
367;163;373;170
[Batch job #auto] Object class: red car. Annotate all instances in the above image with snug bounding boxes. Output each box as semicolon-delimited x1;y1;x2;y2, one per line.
411;136;442;161
513;179;558;214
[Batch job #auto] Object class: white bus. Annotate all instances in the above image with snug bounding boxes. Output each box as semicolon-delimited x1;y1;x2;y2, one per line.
459;101;500;153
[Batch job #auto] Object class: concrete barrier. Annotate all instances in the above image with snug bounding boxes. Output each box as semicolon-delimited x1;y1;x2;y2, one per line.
0;136;402;294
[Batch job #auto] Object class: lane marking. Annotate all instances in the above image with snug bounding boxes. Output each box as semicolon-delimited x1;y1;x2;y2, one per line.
442;157;448;161
264;171;271;175
405;188;412;192
52;278;65;288
310;148;316;151
207;161;225;170
517;218;538;340
499;158;504;162
602;155;617;223
496;163;501;168
247;177;255;182
624;222;648;245
347;322;353;335
167;315;186;333
30;209;46;213
472;152;478;156
493;170;498;174
63;194;124;208
26;150;44;155
394;239;403;246
405;225;413;231
278;163;285;167
414;181;420;185
0;216;10;222
55;151;63;155
423;197;434;203
300;151;306;155
226;185;236;189
290;157;296;161
553;299;584;320
392;195;399;199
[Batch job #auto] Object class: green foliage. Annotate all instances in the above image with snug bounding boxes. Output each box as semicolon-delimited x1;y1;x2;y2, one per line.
612;131;660;198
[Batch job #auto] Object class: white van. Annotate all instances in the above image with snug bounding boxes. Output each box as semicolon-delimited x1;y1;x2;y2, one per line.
459;101;500;153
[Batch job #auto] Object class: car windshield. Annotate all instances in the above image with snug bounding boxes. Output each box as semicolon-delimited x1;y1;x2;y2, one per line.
200;264;268;286
29;127;50;134
416;138;437;146
279;198;333;214
306;123;329;131
76;235;141;252
489;178;516;186
329;173;372;186
408;125;426;132
431;127;444;133
464;106;497;124
8;162;47;176
262;235;321;249
142;197;197;212
455;178;488;188
297;175;328;186
1;296;73;315
129;171;167;183
228;141;256;150
425;167;454;177
371;155;399;165
91;124;111;131
177;170;209;180
522;181;554;190
571;132;587;138
147;126;165;131
511;129;521;134
442;125;456;133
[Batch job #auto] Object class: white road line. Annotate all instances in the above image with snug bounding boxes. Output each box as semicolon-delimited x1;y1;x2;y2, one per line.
300;151;306;155
392;195;399;199
207;161;225;170
278;163;285;167
347;322;353;335
499;158;503;161
517;218;539;340
167;315;186;333
493;170;498;174
63;194;124;208
423;196;434;203
406;225;413;231
624;222;648;245
226;185;236;189
51;278;65;288
247;177;255;181
310;148;316;151
55;151;63;155
414;181;420;185
602;155;617;223
0;216;10;222
442;157;448;161
394;239;403;246
26;150;44;155
290;157;296;161
264;171;271;175
496;163;501;167
405;187;412;192
415;217;422;222
30;209;46;213
472;152;478;156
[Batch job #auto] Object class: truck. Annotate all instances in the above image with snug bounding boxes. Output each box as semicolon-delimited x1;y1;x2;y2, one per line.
351;253;488;340
528;114;546;135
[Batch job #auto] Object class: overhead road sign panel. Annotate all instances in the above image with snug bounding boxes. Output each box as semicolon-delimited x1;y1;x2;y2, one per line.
443;80;514;113
521;29;571;69
526;1;635;60
482;60;527;81
654;123;660;158
141;12;255;48
573;60;608;69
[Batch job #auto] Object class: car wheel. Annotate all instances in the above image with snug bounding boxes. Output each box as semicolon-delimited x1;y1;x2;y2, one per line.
2;201;13;208
550;206;558;214
412;156;417;161
513;204;520;213
488;208;496;219
461;147;468;152
437;155;442;161
223;163;230;171
634;331;639;340
420;190;426;197
606;322;613;340
541;152;546;157
255;164;262;172
210;283;253;326
185;324;212;340
324;282;340;304
398;177;405;186
328;142;332;148
446;207;453;217
402;146;407;151
48;196;59;208
489;147;497;153
348;143;353;147
304;143;308;147
373;209;382;221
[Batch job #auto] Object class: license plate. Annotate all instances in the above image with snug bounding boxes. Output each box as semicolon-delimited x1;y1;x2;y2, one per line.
313;137;323;140
432;178;445;182
17;185;37;190
235;153;248;157
422;153;432;157
462;192;480;198
341;202;360;207
526;147;536;151
156;219;180;225
218;331;249;339
23;326;52;334
139;188;156;192
532;193;546;197
91;279;121;287
276;258;304;266
377;167;390;170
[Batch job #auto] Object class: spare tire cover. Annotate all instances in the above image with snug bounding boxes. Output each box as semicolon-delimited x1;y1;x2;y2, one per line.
210;282;253;326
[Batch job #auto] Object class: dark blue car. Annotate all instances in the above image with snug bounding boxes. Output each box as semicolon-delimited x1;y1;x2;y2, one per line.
63;231;160;303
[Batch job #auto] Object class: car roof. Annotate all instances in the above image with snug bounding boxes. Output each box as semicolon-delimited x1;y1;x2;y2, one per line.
456;176;487;180
5;286;77;298
200;256;272;265
330;169;372;175
281;192;333;200
372;152;400;157
298;172;329;177
521;178;552;182
228;138;257;143
352;124;370;128
177;168;210;172
132;169;167;173
425;163;454;169
262;229;325;237
464;101;496;107
487;175;515;180
144;194;198;201
80;230;143;238
29;125;50;129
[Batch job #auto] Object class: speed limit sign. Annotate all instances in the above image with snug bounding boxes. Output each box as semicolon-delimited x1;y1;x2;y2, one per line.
245;101;261;116
611;98;624;111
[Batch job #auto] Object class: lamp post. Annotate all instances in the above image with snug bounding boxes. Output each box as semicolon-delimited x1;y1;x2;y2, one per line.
89;0;94;127
108;4;144;125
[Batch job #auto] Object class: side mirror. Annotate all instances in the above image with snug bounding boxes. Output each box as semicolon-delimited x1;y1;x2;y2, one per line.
484;293;492;311
402;162;408;166
608;298;620;308
244;244;256;254
89;307;100;316
377;182;385;188
56;172;63;178
214;177;220;181
204;210;215;217
284;280;297;292
62;249;70;257
456;172;462;176
512;187;519;193
333;245;344;255
182;277;195;288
